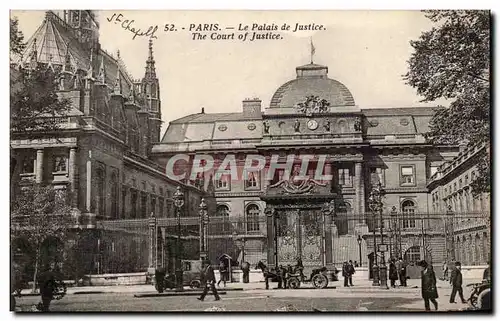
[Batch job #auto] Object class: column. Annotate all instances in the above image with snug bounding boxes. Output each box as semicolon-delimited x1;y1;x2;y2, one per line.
69;148;77;206
35;149;44;183
265;207;276;267
324;211;333;265
86;151;92;212
355;162;368;234
148;214;157;269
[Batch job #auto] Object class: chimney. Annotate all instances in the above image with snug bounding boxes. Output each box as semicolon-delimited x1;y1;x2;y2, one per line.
201;107;205;114
242;98;262;117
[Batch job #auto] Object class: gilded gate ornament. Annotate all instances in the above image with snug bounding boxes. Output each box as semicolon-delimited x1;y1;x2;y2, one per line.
268;165;327;194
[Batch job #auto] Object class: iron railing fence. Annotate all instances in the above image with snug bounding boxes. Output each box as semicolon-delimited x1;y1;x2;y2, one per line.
10;211;491;276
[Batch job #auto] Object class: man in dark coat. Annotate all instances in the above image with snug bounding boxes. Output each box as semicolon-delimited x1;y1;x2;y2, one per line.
449;261;467;304
198;260;221;301
389;258;399;288
398;258;408;287
37;264;58;312
155;266;166;293
348;260;355;286
241;261;250;283
342;262;350;287
419;260;438;311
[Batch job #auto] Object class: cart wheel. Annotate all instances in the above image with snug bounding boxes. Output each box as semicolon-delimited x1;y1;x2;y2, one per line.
312;273;328;289
190;280;201;289
288;277;300;289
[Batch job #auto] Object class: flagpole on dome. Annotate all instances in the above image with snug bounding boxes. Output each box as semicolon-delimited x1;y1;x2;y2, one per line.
310;37;316;64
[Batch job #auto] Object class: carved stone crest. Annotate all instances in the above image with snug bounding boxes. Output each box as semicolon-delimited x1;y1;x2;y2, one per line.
295;95;330;116
268;165;327;195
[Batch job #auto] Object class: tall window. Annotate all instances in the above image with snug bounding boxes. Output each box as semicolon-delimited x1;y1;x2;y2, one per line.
245;171;259;190
402;200;416;228
141;193;147;218
96;168;105;216
21;155;35;174
338;167;352;187
246;204;260;232
215;204;230;233
159;198;164;217
110;172;118;219
122;187;127;219
215;173;230;190
53;155;68;172
404;246;421;264
130;190;138;218
400;165;415;186
370;167;385;186
150;197;156;217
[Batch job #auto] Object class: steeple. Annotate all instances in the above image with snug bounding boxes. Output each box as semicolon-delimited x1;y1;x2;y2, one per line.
144;39;157;80
112;68;123;96
96;55;106;84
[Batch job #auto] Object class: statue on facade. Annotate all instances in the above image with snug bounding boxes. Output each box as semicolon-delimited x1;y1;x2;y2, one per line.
323;119;331;132
268;164;326;194
354;118;362;132
263;121;270;134
295;95;330;116
294;119;301;133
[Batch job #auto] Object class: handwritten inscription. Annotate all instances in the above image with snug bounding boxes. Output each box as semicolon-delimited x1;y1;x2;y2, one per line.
106;14;326;42
107;13;159;40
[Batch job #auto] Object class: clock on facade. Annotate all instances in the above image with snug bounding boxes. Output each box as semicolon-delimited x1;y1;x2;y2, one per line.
307;119;319;130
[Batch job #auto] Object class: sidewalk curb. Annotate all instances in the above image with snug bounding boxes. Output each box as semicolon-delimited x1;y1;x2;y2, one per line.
134;291;228;298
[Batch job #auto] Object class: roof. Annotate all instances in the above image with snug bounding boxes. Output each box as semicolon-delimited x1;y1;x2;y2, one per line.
269;63;355;108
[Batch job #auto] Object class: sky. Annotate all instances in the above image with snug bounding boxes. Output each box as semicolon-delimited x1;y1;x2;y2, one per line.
11;10;448;135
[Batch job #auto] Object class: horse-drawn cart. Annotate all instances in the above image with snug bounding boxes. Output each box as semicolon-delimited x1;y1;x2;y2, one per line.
286;266;338;289
256;261;339;290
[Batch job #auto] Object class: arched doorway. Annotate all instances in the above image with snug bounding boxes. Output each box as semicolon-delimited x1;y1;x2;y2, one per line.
404;245;421;265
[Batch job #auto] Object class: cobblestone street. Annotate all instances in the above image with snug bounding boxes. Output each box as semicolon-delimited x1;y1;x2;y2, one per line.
14;278;479;312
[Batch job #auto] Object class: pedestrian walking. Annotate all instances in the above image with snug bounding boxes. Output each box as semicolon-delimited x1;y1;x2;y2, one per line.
389;258;398;288
348;260;355;286
155;266;166;293
449;261;467;304
442;261;449;281
198;260;221;301
37;263;59;312
342;262;350;287
418;260;438;311
398;258;407;287
217;260;228;288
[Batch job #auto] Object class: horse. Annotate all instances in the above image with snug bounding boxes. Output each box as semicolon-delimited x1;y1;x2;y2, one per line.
255;261;282;290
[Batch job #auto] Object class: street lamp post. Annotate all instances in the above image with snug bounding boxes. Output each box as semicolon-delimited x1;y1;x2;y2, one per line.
390;206;399;259
445;205;455;263
173;186;185;291
199;198;209;262
357;235;363;267
368;181;387;288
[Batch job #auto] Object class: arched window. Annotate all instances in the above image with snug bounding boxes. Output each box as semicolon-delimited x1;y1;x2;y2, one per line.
401;200;416;229
338;120;347;134
110;172;118;219
215;204;230;234
475;234;482;264
336;202;351;236
404;246;421;264
96;168;105;216
246;204;260;232
130;190;138;219
482;232;489;264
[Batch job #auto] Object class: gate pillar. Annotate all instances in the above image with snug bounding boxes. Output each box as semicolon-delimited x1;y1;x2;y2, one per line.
265;207;276;268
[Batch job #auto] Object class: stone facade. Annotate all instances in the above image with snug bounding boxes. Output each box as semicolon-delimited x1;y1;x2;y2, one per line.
152;62;467;269
427;143;490;266
10;11;203;276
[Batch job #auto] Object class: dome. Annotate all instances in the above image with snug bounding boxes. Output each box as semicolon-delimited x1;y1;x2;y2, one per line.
269;63;355;108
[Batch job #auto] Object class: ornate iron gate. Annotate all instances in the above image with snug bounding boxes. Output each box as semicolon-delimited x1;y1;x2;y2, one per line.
275;208;325;267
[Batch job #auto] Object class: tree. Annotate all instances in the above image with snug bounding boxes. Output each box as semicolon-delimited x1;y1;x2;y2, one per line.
11;185;75;292
10;17;25;56
404;10;490;194
10;16;71;179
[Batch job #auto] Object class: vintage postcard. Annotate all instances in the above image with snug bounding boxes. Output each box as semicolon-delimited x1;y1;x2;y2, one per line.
9;9;491;312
